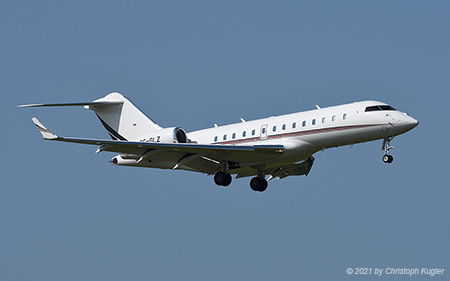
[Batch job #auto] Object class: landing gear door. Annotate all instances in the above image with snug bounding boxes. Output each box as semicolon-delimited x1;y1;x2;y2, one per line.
260;124;268;140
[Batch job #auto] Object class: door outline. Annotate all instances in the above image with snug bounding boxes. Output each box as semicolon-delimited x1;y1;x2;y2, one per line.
260;124;268;140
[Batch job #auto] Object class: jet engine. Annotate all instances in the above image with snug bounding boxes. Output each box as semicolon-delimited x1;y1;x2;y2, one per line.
142;127;188;143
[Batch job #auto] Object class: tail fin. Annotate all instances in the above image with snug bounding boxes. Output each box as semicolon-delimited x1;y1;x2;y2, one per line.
86;93;162;141
20;92;162;141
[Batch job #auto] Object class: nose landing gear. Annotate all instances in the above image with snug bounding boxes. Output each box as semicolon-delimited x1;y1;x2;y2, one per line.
382;154;394;163
382;136;394;163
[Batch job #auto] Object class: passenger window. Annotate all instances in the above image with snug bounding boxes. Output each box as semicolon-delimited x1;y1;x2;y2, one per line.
282;124;286;130
312;119;316;125
214;136;218;142
302;121;306;127
332;115;336;122
252;129;256;136
223;135;227;141
262;127;266;134
243;131;246;137
232;133;236;139
322;117;326;123
273;126;277;132
292;122;296;129
343;113;347;120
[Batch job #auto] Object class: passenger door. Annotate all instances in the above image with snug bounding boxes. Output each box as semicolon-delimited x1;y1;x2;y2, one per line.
260;124;268;140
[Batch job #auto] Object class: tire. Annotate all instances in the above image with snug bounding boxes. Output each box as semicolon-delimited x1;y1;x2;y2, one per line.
383;155;394;163
214;172;232;187
222;173;232;187
387;155;394;163
214;172;226;186
250;177;268;192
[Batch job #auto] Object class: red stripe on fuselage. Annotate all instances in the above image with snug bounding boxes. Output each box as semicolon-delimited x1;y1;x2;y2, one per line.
213;124;382;145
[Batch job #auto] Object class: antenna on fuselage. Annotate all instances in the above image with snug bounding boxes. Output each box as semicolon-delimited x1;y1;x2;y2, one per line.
316;105;321;109
240;118;246;123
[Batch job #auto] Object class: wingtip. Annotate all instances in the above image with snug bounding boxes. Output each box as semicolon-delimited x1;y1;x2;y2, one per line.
18;104;44;108
31;117;58;140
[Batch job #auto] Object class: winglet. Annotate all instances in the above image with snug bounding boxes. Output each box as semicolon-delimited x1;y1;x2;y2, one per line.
31;117;58;140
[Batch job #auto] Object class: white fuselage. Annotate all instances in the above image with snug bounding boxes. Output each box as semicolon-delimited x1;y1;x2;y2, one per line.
187;100;418;169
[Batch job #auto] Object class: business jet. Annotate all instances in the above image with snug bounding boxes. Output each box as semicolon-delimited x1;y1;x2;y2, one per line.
20;92;418;192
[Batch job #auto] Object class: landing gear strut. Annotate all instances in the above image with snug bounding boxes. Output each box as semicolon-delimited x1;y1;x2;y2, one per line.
250;176;268;192
382;136;394;163
214;171;232;187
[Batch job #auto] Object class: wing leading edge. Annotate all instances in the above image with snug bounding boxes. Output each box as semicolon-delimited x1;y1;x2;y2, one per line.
31;118;285;175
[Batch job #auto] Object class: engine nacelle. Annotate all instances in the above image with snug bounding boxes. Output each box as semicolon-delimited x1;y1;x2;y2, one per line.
141;127;188;144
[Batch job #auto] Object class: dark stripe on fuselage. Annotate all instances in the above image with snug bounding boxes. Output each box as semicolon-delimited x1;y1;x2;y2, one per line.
96;114;128;141
213;124;382;145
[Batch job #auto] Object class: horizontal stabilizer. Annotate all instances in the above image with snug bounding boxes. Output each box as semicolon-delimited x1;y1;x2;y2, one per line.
31;117;58;140
19;92;162;141
18;101;123;108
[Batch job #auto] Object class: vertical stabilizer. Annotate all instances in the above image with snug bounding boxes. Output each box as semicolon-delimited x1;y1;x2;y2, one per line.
86;93;162;141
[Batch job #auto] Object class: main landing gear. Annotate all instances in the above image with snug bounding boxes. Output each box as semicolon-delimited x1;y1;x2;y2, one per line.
213;172;269;192
214;171;232;187
382;136;394;163
250;176;268;192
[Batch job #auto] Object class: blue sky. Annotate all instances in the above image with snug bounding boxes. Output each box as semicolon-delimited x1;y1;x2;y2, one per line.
1;1;449;280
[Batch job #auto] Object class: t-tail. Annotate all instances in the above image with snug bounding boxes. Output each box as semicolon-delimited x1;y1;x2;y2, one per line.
19;92;162;141
87;93;162;141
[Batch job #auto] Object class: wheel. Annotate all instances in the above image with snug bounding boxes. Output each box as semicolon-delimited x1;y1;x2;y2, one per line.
214;172;226;186
382;154;394;163
260;178;268;192
250;177;268;192
387;155;394;163
223;173;232;187
214;172;232;187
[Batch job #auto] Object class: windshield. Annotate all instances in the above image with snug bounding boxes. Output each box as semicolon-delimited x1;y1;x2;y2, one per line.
365;105;396;112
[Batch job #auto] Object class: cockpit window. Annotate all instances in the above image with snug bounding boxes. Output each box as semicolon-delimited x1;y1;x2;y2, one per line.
365;105;396;112
365;106;381;112
379;105;396;111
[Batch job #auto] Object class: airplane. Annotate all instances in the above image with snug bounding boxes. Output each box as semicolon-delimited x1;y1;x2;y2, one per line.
19;92;419;192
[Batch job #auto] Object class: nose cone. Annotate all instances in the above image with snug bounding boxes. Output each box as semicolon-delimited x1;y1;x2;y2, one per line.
411;117;419;128
397;114;419;133
406;115;419;130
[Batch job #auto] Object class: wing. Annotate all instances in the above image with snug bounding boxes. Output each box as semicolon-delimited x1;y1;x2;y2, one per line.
31;118;285;175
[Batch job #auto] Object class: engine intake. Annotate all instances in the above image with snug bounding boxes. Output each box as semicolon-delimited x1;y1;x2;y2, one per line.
143;127;188;143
